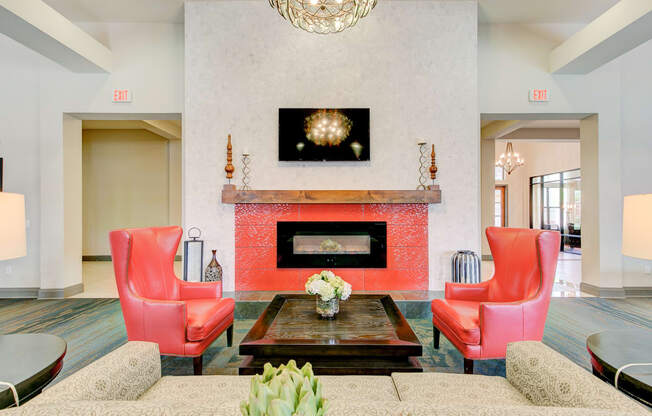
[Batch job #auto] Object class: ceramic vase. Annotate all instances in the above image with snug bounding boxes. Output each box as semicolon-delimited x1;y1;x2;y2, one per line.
204;250;223;282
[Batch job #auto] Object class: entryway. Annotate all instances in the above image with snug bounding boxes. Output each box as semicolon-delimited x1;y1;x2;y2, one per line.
62;113;182;298
480;114;595;297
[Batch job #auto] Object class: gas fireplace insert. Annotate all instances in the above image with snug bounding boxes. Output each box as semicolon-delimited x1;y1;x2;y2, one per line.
277;221;387;268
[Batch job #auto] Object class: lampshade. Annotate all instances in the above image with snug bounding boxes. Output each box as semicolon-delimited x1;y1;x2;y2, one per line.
622;194;652;260
0;192;26;261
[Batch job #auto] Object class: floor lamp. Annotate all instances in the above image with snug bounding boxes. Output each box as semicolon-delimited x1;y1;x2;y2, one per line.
0;192;27;262
623;194;652;262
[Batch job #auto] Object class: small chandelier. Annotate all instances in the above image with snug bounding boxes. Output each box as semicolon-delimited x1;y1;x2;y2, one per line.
496;142;525;175
269;0;377;34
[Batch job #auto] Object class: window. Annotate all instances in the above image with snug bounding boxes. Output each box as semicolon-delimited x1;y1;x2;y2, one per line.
495;166;505;181
530;169;581;254
494;185;506;227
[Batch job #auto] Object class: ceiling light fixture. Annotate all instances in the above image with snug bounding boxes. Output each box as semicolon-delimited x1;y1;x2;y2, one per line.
269;0;377;34
495;142;525;175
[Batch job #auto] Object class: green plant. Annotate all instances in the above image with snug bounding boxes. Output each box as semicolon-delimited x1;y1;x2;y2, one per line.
240;360;328;416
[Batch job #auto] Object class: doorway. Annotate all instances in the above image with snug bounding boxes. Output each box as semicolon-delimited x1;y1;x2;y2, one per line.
62;114;182;298
481;115;589;297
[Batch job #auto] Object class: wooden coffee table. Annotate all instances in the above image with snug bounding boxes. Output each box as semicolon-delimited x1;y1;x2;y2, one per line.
239;294;422;375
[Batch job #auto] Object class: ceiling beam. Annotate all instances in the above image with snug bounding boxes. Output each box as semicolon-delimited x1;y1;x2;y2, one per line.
143;120;182;140
481;120;529;140
502;128;580;141
550;0;652;74
0;0;111;72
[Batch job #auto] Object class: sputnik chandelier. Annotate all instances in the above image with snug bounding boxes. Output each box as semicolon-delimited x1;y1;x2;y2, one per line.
304;110;352;146
495;142;525;175
269;0;377;34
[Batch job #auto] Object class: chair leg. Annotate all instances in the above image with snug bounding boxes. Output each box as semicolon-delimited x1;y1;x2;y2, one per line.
193;355;203;376
464;358;474;374
433;325;440;349
226;324;234;347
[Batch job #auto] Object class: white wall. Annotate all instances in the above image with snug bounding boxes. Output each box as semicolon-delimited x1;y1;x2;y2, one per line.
619;40;652;287
185;0;480;291
480;23;625;291
62;116;82;291
82;129;181;256
0;22;183;294
496;140;580;229
0;34;44;290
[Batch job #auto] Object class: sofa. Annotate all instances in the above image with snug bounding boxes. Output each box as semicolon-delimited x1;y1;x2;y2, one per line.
2;341;647;415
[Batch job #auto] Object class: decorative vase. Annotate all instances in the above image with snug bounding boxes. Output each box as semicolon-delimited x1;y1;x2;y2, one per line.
204;250;223;282
316;296;339;320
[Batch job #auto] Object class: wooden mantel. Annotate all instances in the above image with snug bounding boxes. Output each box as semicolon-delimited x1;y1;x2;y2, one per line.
221;186;441;204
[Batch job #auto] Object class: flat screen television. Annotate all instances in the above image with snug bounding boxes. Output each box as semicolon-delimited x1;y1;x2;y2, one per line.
278;108;370;161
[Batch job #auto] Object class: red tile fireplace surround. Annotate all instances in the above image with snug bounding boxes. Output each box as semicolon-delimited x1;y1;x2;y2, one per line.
234;203;428;291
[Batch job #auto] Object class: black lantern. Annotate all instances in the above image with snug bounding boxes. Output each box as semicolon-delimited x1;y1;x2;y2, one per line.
183;227;204;282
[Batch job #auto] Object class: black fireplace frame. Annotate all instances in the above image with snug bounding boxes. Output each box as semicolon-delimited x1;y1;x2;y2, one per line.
277;221;387;268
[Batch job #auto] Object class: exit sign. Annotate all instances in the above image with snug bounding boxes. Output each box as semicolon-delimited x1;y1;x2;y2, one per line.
529;89;550;102
112;89;132;103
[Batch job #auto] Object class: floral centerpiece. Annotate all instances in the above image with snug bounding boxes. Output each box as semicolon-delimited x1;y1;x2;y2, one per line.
305;271;352;319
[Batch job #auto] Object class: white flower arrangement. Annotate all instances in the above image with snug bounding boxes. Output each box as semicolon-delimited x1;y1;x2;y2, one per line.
305;270;352;302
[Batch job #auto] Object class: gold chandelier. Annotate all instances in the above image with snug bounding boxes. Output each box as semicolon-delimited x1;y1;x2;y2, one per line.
269;0;377;34
495;142;525;175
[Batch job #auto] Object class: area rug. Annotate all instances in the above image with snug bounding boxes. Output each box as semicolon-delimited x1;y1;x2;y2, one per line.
1;297;650;381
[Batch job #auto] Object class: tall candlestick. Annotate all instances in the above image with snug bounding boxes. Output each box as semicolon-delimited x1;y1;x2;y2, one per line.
225;134;234;183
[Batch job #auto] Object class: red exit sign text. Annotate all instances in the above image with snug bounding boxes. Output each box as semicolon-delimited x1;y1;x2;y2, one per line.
112;89;132;103
529;89;550;102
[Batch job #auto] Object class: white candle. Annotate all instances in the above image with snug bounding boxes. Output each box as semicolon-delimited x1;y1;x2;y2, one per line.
243;148;250;155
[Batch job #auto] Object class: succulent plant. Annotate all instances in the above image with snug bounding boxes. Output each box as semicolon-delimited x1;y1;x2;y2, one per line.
240;360;328;416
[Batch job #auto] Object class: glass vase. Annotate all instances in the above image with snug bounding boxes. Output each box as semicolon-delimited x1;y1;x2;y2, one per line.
316;296;339;320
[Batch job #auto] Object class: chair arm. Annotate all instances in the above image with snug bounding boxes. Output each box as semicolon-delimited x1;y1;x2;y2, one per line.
445;280;490;301
179;280;222;300
506;341;648;414
30;342;161;405
479;300;529;358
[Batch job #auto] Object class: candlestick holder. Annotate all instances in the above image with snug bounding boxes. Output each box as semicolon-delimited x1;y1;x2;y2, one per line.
241;153;251;191
417;141;428;190
224;134;234;184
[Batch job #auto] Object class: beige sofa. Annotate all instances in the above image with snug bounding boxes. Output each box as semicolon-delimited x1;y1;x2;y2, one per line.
3;341;648;415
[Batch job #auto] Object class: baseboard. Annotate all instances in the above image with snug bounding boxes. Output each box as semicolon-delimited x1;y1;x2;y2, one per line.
0;287;39;298
481;255;493;261
38;283;84;299
82;255;112;261
580;283;626;298
624;286;652;297
83;255;182;261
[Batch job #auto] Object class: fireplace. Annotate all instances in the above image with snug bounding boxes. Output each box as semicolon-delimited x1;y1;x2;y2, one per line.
277;221;387;268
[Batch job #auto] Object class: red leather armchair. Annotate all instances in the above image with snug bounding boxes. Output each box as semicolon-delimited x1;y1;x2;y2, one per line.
110;226;235;375
432;227;560;374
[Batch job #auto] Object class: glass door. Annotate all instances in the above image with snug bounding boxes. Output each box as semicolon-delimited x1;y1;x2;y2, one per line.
530;169;581;253
562;170;581;254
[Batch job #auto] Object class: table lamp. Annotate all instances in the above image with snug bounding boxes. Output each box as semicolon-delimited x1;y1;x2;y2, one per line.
622;194;652;260
0;193;26;261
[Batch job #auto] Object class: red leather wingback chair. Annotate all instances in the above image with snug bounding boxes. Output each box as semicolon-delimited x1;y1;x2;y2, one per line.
432;227;560;374
110;226;235;375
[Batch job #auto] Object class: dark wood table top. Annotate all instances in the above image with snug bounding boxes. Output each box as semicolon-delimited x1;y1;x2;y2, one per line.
0;334;67;408
240;294;422;358
587;328;652;407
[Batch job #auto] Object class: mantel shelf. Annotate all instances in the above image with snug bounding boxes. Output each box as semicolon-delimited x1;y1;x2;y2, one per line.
221;187;441;204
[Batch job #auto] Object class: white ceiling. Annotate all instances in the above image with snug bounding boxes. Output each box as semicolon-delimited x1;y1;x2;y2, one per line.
42;0;185;23
478;0;620;24
41;0;621;24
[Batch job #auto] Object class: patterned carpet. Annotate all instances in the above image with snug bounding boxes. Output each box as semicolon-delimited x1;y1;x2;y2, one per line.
0;297;650;382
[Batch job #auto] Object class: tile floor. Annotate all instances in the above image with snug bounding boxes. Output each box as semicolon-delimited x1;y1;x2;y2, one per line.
73;252;586;298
